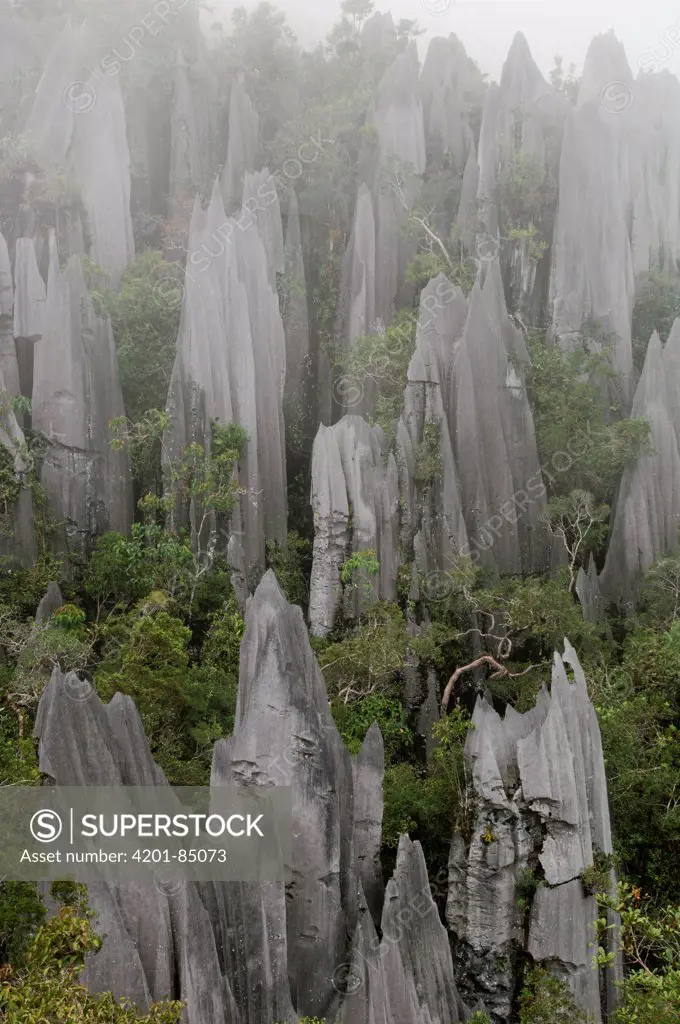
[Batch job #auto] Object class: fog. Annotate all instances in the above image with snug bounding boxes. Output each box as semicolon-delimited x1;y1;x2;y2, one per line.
206;0;680;80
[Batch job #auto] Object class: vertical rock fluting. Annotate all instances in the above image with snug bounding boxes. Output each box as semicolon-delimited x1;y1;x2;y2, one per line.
169;46;216;215
400;274;469;580
447;640;621;1022
492;33;566;319
215;570;356;1019
13;237;46;396
599;331;680;608
164;172;288;582
31;235;132;556
0;232;20;396
220;74;260;214
420;34;482;177
282;189;311;430
452;263;549;574
0;231;36;565
337;183;377;416
33;666;241;1024
308;415;398;636
30;573;487;1024
370;43;426;328
550;33;635;399
340;836;470;1023
24;21;135;288
352;722;385;928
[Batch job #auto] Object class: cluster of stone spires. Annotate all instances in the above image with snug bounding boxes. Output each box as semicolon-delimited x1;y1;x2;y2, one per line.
33;572;622;1024
3;9;679;612
6;6;673;1016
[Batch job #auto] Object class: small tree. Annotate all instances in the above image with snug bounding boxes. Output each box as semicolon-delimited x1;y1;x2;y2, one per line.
596;882;680;1024
543;490;610;593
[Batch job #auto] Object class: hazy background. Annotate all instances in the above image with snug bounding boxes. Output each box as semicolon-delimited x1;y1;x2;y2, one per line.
203;0;680;81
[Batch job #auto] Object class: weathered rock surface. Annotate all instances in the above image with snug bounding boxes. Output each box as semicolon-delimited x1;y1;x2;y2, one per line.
282;190;311;417
0;366;36;566
33;665;240;1024
337;183;376;416
308;422;349;636
420;35;482;176
550;33;635;397
309;416;398;633
352;722;385;927
31;236;133;556
24;21;134;288
214;570;356;1019
221;74;260;213
13;237;45;342
600;332;680;607
401;280;469;578
447;641;621;1021
452;264;549;574
169;47;216;214
165;178;287;581
0;231;20;399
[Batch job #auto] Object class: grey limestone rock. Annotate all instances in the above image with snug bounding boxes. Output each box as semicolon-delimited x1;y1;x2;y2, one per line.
308;422;349;637
33;666;241;1024
221;570;357;1019
600;331;680;608
0;365;37;566
420;34;482;175
352;723;385;927
25;22;134;289
31;237;133;556
68;67;135;288
35;582;65;624
242;168;285;286
447;641;621;1021
221;74;260;213
382;836;469;1023
282;190;311;409
0;231;20;400
308;415;399;630
372;43;426;176
169;47;216;214
452;267;549;574
576;558;605;624
550;33;636;398
338;183;376;416
13;237;45;342
164;179;288;581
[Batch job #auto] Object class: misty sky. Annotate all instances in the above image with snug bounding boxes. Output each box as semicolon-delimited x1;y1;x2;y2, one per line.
205;0;680;82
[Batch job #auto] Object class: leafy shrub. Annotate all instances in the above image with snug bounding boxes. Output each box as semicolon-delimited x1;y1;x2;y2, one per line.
518;966;593;1023
596;882;680;1024
265;531;312;609
0;887;183;1022
91;251;184;421
632;270;680;370
318;603;411;700
526;332;651;506
331;693;413;759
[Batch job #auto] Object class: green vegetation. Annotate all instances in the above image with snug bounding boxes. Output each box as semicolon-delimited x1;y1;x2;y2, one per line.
89;252;184;422
1;4;680;1022
518;966;593;1023
596;882;680;1023
632;270;680;370
0;885;183;1022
